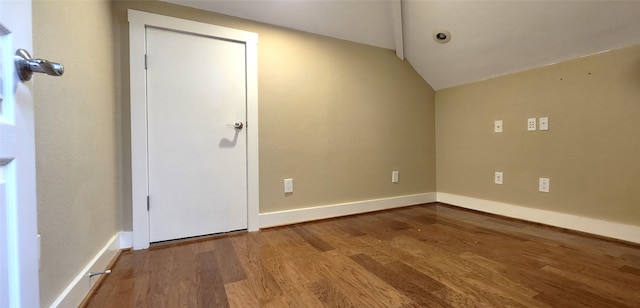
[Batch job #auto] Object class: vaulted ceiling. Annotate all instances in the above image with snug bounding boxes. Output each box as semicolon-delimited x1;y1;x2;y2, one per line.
163;0;640;90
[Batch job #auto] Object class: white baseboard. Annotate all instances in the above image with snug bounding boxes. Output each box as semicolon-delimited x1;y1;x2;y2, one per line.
259;192;437;228
437;193;640;244
50;231;129;308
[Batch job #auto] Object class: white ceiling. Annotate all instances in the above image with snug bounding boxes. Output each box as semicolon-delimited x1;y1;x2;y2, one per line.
163;0;640;90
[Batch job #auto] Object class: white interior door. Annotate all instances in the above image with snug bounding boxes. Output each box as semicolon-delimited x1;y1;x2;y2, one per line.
146;27;248;243
0;0;40;306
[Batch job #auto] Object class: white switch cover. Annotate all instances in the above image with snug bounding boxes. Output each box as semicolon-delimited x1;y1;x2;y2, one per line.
539;117;549;131
527;118;537;131
539;178;550;193
494;172;503;184
284;178;293;193
392;171;399;183
494;120;503;133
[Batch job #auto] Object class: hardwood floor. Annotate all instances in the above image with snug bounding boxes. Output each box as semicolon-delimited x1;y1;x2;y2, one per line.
85;203;640;307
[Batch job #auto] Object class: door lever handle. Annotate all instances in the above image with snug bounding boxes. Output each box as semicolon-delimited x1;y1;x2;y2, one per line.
15;49;64;82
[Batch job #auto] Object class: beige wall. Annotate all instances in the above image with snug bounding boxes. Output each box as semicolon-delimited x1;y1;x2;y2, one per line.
112;0;437;229
436;44;640;226
32;0;434;303
33;0;118;306
29;0;640;305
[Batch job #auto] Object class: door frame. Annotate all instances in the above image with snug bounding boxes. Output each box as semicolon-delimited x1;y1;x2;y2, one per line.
128;10;259;250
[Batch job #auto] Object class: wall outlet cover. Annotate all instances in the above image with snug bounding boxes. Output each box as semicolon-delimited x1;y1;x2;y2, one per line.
527;118;537;131
494;172;503;185
539;177;550;193
284;178;293;193
392;171;399;183
539;117;549;131
494;120;503;133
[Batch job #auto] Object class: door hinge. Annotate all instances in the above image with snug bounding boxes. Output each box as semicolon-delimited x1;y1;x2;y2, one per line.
146;195;150;211
144;54;148;69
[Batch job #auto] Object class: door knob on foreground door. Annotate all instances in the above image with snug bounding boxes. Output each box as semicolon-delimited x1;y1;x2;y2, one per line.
234;122;244;129
15;49;64;82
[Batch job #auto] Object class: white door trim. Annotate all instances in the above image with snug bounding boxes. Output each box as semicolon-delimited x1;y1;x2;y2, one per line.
128;10;259;250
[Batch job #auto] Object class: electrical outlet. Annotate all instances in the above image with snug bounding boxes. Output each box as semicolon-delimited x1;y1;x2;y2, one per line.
527;118;537;131
494;120;503;133
539;178;550;193
539;117;549;131
392;171;399;183
494;172;503;185
284;178;293;193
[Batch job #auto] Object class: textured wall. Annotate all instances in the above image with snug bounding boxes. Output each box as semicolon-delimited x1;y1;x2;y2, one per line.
436;45;640;225
33;1;118;306
112;0;436;229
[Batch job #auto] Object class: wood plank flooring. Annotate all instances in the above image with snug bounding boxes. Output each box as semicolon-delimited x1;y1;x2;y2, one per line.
85;203;640;307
